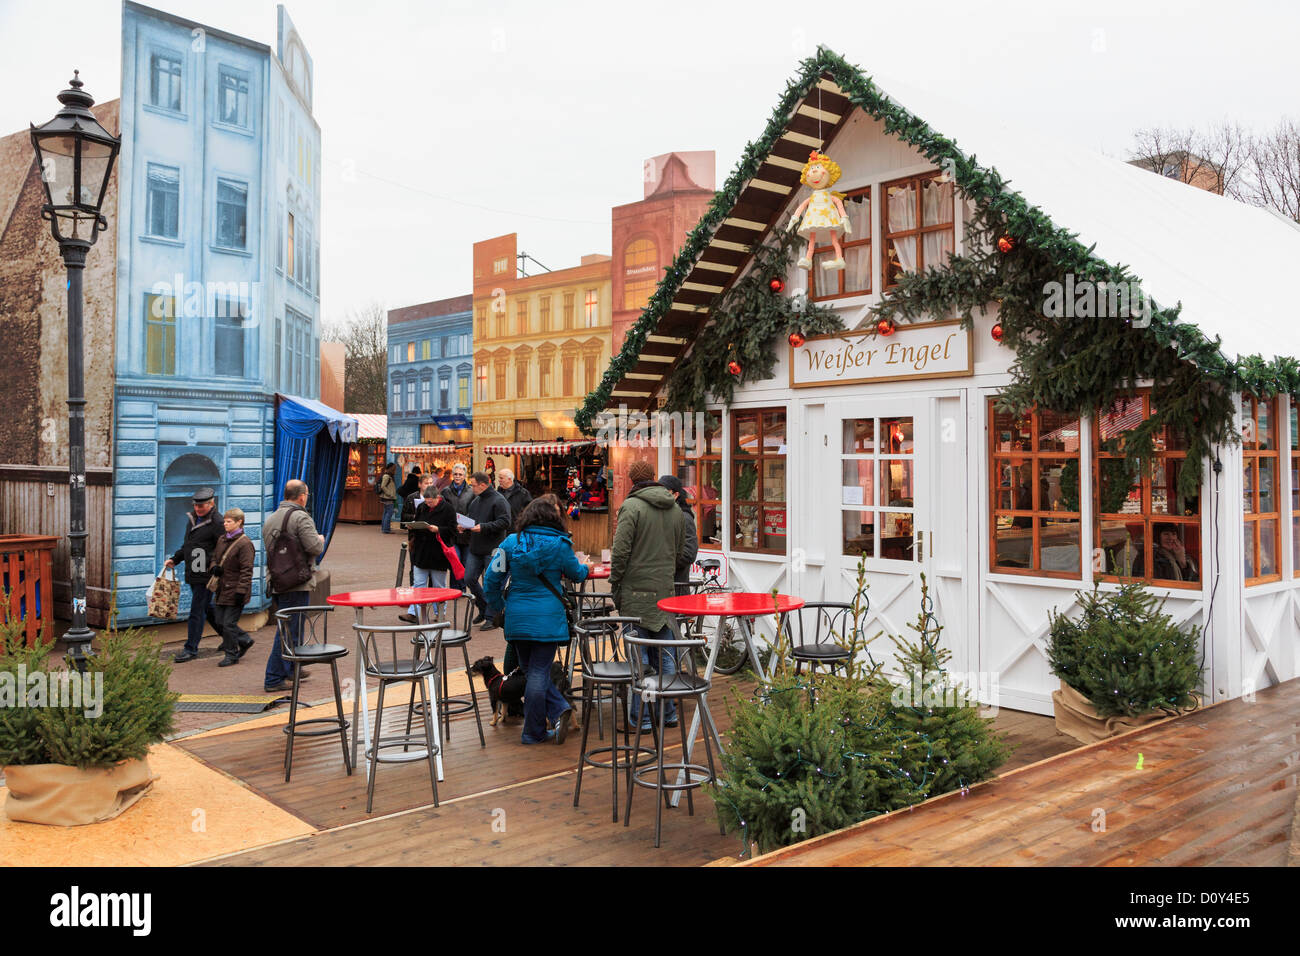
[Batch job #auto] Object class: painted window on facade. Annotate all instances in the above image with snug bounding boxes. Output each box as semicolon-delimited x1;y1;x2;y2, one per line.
421;380;431;411
476;364;488;402
1242;395;1281;584
516;299;529;336
622;238;658;310
841;415;916;561
883;172;954;291
421;339;431;361
583;352;598;395
406;380;416;413
494;362;506;400
274;318;283;389
217;68;249;127
392;382;401;412
989;403;1083;577
539;296;551;332
673;411;723;547
475;305;487;338
732;409;787;554
516;358;528;398
215;179;248;250
561;354;575;396
406;342;415;362
144;293;176;376
563;292;575;329
539;353;552;397
458;374;470;409
459;333;470;355
1095;393;1201;587
811;187;871;301
584;289;599;327
214;299;246;378
493;257;509;275
287;213;295;277
276;203;284;272
145;164;180;239
439;376;449;411
149;51;182;111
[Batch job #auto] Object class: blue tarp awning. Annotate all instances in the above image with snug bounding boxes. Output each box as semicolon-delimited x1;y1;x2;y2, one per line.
274;394;359;560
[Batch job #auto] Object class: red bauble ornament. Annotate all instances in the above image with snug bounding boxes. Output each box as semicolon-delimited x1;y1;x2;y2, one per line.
769;277;785;294
788;331;806;348
991;323;1004;343
876;318;896;337
997;235;1016;253
727;360;742;376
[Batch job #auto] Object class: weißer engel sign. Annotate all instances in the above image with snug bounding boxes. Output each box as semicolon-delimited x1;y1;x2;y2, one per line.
790;319;973;388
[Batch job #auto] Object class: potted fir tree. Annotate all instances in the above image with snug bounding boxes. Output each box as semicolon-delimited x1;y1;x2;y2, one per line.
1047;583;1201;744
0;611;176;826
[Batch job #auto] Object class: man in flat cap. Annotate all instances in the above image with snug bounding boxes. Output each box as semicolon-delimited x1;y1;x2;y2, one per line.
164;487;245;662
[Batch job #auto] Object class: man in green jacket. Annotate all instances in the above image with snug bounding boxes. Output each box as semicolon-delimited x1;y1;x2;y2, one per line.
611;459;685;728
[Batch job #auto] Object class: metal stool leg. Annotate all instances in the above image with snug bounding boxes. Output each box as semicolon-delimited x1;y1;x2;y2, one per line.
331;658;353;775
623;710;646;829
573;679;592;808
366;679;387;814
404;681;417;752
654;702;667;848
417;676;440;808
461;641;486;747
284;660;301;782
698;693;724;835
678;697;695;817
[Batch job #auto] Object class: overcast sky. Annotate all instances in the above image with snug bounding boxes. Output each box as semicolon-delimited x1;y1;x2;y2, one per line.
2;0;1296;323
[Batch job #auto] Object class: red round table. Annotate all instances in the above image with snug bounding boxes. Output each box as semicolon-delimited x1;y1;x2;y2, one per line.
328;587;463;775
587;565;610;580
656;592;804;806
657;592;803;618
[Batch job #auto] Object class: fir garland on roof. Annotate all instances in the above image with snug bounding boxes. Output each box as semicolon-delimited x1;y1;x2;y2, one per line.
576;45;1300;447
663;229;841;412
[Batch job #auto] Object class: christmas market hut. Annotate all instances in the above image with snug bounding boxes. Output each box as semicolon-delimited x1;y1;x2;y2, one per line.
482;438;612;557
577;47;1300;716
339;413;389;523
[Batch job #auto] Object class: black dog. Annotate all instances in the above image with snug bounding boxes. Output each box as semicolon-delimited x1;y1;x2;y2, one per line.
471;655;575;727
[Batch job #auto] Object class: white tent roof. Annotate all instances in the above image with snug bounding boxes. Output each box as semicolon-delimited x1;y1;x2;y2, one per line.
872;75;1300;364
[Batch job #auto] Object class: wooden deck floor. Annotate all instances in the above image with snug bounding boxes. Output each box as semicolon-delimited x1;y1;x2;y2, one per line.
183;675;1074;866
747;677;1300;867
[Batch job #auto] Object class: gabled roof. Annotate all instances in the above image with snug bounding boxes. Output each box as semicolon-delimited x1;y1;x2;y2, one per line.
576;48;1300;431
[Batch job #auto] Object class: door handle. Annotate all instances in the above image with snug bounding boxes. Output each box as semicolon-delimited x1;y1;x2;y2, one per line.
916;529;924;560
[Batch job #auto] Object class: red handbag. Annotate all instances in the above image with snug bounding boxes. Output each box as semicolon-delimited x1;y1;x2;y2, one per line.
437;532;465;579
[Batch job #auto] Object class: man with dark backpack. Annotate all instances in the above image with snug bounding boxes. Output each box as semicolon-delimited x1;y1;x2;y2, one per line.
263;479;325;692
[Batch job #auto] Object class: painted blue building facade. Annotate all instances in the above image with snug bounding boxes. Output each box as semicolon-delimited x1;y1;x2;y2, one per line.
112;2;321;624
386;295;475;448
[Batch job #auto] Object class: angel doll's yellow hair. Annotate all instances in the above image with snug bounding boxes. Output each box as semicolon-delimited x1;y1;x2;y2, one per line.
800;151;842;187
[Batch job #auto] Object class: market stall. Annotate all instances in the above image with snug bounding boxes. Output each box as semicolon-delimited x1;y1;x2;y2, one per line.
576;51;1300;718
273;394;357;558
390;443;473;485
338;414;388;523
484;439;611;556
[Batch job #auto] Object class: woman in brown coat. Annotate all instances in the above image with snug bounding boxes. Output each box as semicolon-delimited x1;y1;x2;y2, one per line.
211;507;257;666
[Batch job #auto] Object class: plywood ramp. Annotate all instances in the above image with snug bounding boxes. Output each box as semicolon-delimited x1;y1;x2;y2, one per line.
746;678;1300;867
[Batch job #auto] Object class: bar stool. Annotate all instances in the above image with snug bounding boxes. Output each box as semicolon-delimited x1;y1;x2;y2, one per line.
353;621;448;813
623;630;723;848
785;601;858;677
561;589;617;714
276;605;351;783
433;592;486;747
572;617;657;821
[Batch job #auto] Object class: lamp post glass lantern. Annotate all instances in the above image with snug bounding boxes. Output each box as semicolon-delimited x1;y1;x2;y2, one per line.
30;72;120;666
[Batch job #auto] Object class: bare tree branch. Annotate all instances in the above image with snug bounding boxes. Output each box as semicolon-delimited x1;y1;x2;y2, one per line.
322;301;389;414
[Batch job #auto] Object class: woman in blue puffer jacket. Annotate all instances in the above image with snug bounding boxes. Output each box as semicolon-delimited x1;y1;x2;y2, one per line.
485;494;593;745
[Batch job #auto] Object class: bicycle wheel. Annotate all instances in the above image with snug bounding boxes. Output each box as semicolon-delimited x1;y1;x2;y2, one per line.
710;619;751;675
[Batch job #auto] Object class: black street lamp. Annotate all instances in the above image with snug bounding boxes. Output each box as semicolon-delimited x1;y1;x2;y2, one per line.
30;72;120;667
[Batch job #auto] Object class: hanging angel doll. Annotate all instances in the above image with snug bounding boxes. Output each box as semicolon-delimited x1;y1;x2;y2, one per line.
787;151;849;272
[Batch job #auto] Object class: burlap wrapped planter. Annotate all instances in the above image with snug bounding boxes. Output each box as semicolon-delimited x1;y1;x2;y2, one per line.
2;759;154;826
1051;680;1173;745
